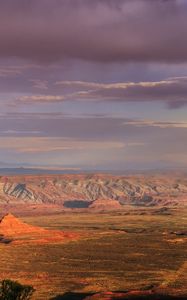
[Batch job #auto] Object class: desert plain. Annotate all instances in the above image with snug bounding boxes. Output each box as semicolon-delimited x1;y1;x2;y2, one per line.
0;173;186;300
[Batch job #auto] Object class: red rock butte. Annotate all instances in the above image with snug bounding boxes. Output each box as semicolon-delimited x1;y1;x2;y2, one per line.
0;213;79;244
89;198;122;210
0;213;46;236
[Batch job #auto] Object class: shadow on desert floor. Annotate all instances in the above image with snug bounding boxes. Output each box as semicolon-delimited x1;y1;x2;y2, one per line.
50;293;93;300
50;292;187;300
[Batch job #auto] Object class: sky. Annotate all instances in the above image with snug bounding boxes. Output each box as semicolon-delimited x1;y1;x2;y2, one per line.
0;0;187;171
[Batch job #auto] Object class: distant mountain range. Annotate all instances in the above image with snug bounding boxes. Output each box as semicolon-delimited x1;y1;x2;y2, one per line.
0;173;186;209
0;167;83;176
0;166;186;176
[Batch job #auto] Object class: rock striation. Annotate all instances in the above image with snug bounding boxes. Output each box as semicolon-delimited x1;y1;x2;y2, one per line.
0;174;187;208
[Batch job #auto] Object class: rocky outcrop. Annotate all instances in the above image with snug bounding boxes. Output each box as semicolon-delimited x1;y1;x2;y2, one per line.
89;198;122;210
0;213;78;244
0;213;46;236
84;290;186;300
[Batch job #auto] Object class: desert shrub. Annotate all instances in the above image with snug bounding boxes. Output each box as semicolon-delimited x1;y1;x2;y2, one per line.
0;279;35;300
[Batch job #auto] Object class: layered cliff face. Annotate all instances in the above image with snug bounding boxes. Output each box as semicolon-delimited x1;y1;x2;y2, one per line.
0;174;187;208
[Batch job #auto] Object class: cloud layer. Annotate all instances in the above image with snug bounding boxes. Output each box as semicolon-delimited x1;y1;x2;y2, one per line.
0;0;187;63
19;77;187;108
0;0;187;170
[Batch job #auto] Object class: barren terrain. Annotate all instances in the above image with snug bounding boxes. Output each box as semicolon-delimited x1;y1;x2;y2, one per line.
0;208;186;299
0;173;187;210
0;173;186;299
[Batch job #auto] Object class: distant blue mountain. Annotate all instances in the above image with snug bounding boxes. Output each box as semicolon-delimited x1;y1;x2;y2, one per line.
0;167;82;176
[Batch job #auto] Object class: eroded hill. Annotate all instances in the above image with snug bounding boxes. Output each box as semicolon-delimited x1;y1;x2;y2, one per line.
0;174;187;209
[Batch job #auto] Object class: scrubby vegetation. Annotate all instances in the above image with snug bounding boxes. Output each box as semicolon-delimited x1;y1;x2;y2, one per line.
0;279;34;300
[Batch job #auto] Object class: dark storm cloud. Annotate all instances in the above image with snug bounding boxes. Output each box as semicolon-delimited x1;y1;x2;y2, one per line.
0;0;187;63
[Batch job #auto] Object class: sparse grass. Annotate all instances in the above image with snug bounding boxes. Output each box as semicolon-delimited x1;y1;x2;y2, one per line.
0;207;186;299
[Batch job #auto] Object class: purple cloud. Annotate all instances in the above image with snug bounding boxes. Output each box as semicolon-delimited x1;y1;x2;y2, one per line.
17;77;187;108
0;0;187;63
